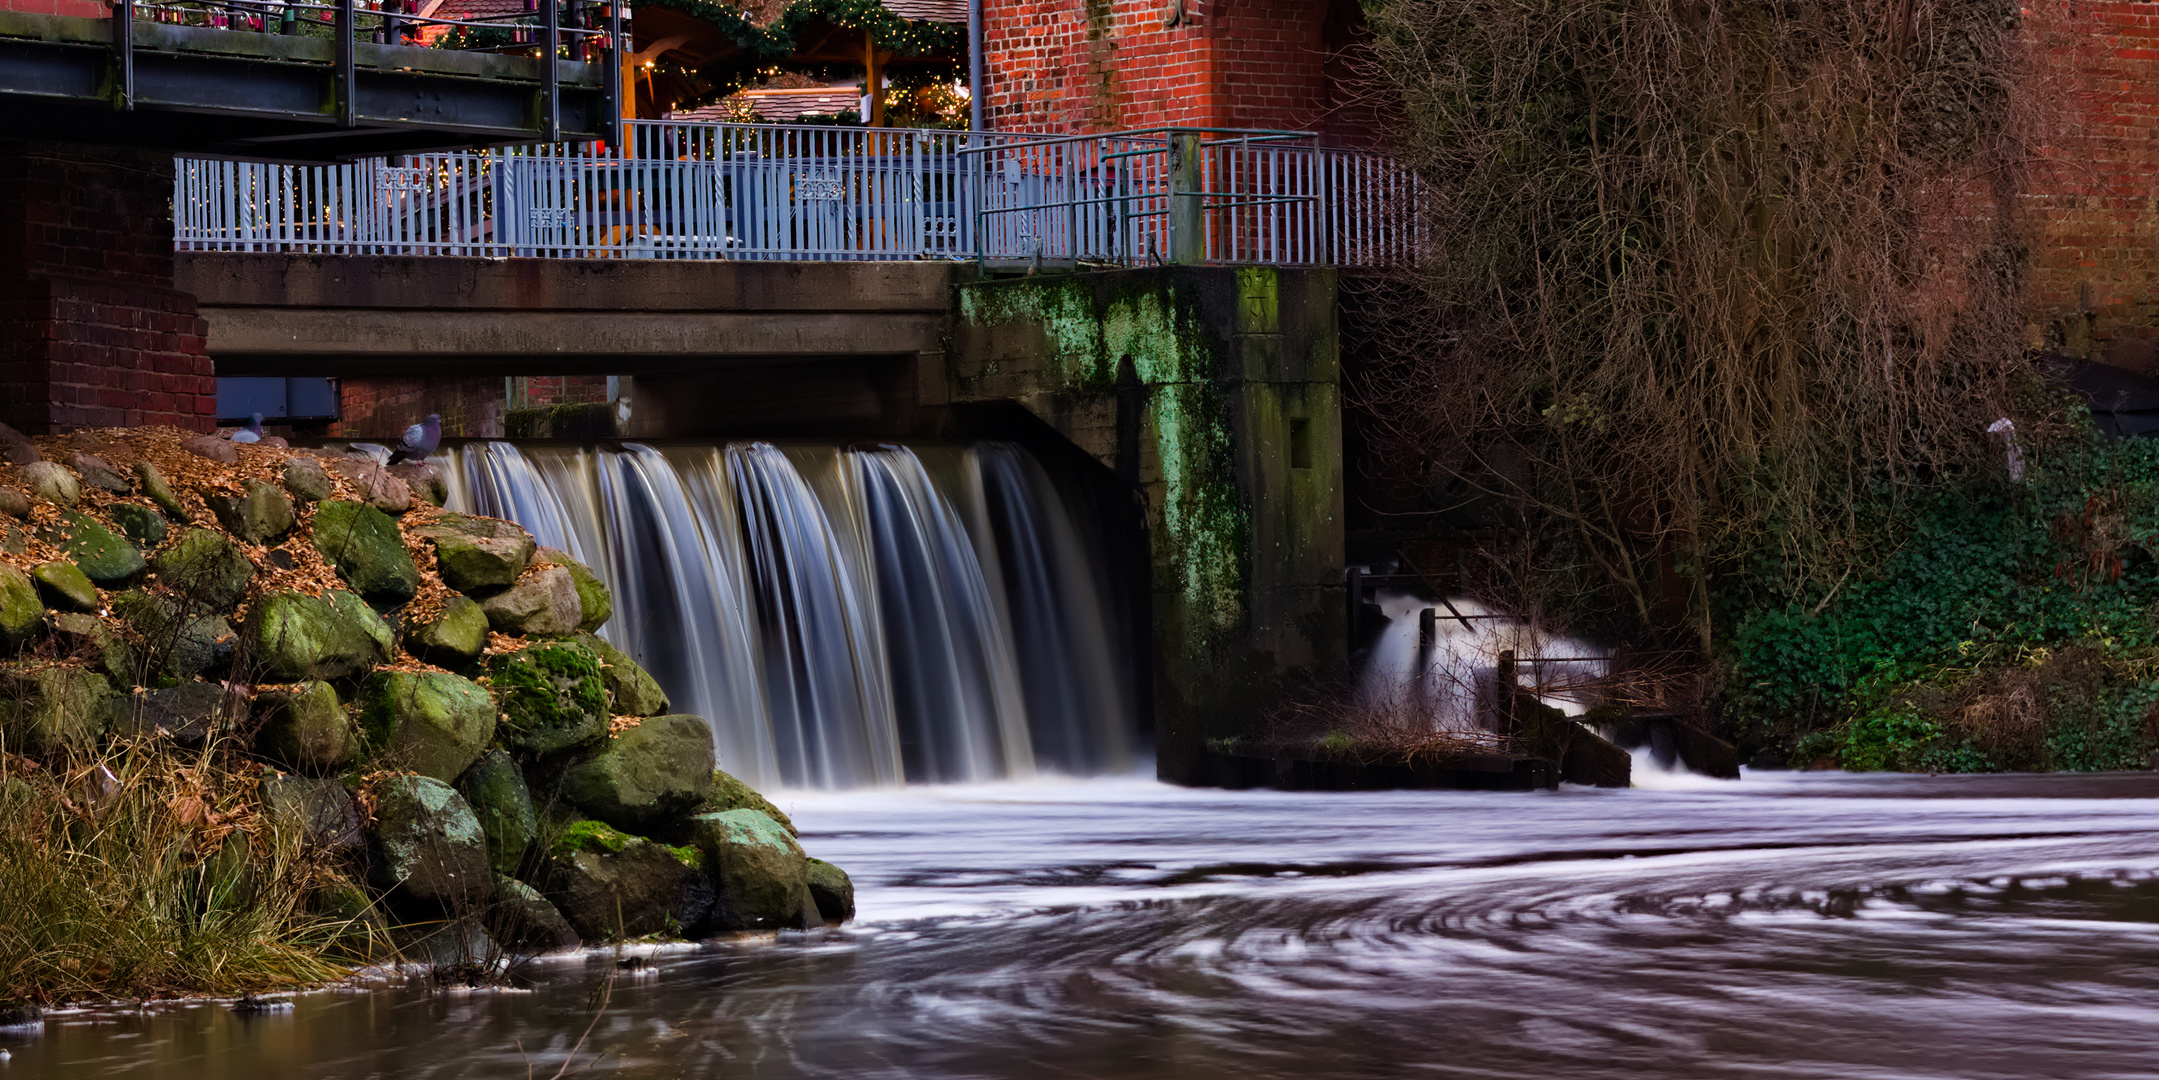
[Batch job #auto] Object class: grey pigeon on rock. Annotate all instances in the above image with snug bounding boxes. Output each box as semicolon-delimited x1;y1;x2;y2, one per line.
387;413;442;465
230;413;264;444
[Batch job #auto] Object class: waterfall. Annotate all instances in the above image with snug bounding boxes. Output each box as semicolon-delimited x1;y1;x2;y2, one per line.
1359;592;1607;730
438;440;1134;790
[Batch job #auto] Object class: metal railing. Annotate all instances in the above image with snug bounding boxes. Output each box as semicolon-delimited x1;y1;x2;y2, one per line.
173;122;1423;267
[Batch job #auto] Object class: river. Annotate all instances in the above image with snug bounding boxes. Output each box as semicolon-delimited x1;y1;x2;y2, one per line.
10;768;2159;1079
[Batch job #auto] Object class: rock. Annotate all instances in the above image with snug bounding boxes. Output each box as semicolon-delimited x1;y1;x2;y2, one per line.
50;611;133;680
806;858;855;923
106;503;167;550
413;514;534;594
388;463;448;508
262;774;364;854
457;750;538;876
479;565;583;636
204;480;295;545
488;875;578;951
30;561;97;613
685;809;810;932
40;512;145;588
0;663;114;754
247;590;394;682
0;422;38;465
310;879;389;956
281;457;332;503
391;918;500;971
539;821;713;940
255;681;353;773
0;487;29;519
562;714;716;833
0;1002;42;1027
484;640;611;755
134;461;186;519
573;633;668;717
0;525;19;556
181;435;239;464
115;681;226;745
112;591;235;680
0;564;41;653
404;595;489;667
359;672;496;783
152;528;255;610
367;775;493;909
698;768;797;837
331;459;412;515
19;461;78;507
63;452;130;495
311;500;418;605
542;548;613;633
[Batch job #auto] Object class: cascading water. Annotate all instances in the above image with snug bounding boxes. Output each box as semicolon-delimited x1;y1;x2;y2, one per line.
1359;591;1608;730
438;439;1132;790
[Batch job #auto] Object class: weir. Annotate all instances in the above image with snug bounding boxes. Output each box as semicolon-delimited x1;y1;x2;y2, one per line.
436;438;1136;790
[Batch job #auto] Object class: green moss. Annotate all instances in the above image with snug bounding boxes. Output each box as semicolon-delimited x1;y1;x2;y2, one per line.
483;640;610;754
554;819;632;856
667;843;704;870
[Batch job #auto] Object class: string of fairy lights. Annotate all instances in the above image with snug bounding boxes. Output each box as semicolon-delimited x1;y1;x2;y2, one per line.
634;0;966;116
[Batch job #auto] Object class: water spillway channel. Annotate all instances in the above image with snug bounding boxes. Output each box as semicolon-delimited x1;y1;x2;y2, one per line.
436;440;1136;789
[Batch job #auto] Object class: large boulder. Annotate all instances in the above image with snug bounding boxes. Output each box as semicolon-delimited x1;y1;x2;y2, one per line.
247;590;394;682
538;821;713;940
42;513;145;588
331;459;411;515
153;528;255;611
457;749;538;876
404;595;490;668
31;561;97;613
488;875;578;951
685;809;811;932
360;672;495;783
412;514;534;594
204;480;295;545
255;681;354;773
540;548;612;633
0;487;27;519
106;503;166;550
0;422;38;465
134;461;186;519
479;565;582;636
311;500;419;605
181;434;238;464
389;463;448;508
0;663;114;754
484;640;610;755
64;452;129;495
112;591;235;680
806;859;855;924
561;714;716;832
18;461;78;507
698;768;797;837
367;775;493;909
574;633;668;717
0;563;41;653
262;774;364;854
116;680;225;745
280;457;332;503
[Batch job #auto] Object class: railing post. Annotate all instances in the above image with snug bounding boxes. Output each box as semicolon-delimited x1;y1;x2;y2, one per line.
336;0;355;128
603;1;622;146
1168;130;1203;265
112;0;133;111
542;0;559;142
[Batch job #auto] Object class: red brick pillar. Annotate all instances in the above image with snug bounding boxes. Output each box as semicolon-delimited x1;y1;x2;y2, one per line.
0;142;215;435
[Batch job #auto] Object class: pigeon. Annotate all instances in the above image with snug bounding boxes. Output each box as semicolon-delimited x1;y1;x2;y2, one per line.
229;412;264;444
387;413;442;465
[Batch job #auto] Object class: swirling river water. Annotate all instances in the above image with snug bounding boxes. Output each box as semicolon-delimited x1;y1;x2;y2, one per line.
10;769;2159;1079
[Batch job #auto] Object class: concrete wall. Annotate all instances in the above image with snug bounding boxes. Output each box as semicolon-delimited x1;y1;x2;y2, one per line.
950;266;1346;782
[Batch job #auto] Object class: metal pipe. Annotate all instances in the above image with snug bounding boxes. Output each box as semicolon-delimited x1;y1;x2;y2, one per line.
114;0;134;111
968;0;983;133
542;0;559;141
604;0;621;145
336;0;354;127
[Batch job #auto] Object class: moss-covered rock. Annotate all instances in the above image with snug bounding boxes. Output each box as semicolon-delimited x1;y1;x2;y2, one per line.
574;632;668;717
479;565;583;636
311;500;419;605
404;595;490;668
0;563;41;653
134;461;185;519
367;775;493;909
360;671;496;783
18;461;78;507
262;774;364;854
247;590;394;682
388;463;449;508
331;459;412;515
458;749;538;876
539;820;713;940
0;663;113;754
541;548;612;633
561;714;716;832
30;561;96;613
806;858;854;924
697;768;798;837
111;591;235;681
255;680;354;773
50;611;133;679
413;514;535;594
152;528;255;611
280;457;332;502
106;503;166;550
204;480;295;545
488;874;578;951
41;512;145;588
686;809;811;932
484;640;610;755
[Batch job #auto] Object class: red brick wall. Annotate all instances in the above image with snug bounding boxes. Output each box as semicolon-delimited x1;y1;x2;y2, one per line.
336;377;507;439
518;375;610;408
0;142;214;434
981;0;1373;141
